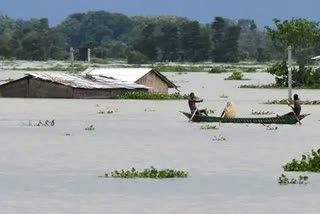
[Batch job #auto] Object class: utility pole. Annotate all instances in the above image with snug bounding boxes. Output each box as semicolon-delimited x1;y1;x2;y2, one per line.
87;48;91;65
70;47;74;73
288;46;292;100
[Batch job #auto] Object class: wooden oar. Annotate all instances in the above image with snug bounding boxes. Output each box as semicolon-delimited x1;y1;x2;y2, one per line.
287;101;302;125
189;108;198;122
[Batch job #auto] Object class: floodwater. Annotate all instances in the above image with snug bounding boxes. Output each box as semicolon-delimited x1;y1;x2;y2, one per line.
0;71;319;214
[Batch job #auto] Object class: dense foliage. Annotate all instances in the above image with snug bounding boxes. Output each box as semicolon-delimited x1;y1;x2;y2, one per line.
283;149;320;172
0;12;278;62
266;18;320;88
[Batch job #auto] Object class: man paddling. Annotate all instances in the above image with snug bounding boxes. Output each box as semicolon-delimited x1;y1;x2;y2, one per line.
283;94;301;116
188;92;208;116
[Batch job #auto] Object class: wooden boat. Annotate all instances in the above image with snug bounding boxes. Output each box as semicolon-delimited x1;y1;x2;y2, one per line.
180;111;310;125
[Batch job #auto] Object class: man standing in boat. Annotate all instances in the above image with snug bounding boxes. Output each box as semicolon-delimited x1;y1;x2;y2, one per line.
188;92;208;116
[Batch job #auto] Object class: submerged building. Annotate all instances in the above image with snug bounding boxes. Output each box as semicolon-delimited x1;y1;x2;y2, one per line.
0;72;149;99
87;68;178;94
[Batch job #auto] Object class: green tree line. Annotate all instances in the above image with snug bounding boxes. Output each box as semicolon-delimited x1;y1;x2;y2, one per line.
0;11;289;63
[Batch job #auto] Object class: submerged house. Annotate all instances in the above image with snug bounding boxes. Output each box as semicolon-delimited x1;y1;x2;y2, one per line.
0;72;149;98
87;68;178;94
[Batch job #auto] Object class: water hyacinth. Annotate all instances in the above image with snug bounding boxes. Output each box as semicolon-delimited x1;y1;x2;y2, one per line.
105;167;188;179
85;124;95;131
278;174;309;185
251;109;275;115
283;149;320;172
200;124;218;130
117;92;188;100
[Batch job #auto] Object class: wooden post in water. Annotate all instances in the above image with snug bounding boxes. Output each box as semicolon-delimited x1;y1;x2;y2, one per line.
70;47;74;73
287;46;292;100
88;48;91;65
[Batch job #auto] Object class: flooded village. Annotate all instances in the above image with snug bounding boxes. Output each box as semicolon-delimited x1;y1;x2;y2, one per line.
1;1;320;213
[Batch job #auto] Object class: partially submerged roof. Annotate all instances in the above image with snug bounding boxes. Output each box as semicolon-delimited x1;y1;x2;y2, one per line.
87;68;178;89
21;72;149;90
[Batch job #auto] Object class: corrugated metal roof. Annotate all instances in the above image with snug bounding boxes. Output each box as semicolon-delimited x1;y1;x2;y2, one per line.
86;68;178;89
25;72;150;90
87;68;152;83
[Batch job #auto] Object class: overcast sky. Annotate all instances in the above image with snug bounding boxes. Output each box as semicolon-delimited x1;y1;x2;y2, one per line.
1;0;320;27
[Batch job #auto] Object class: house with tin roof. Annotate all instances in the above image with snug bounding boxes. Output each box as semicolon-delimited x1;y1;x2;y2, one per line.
0;72;149;99
87;68;178;94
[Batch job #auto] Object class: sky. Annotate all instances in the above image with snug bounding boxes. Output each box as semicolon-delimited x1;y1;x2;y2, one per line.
1;0;320;27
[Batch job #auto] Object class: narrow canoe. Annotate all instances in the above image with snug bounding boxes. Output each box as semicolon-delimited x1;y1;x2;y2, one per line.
180;111;310;125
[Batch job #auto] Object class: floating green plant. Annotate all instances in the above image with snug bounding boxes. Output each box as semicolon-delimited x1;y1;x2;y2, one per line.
98;110;115;114
25;120;55;127
278;174;309;185
103;167;188;179
263;99;320;105
200;124;218;130
251;110;275;115
265;125;278;131
118;92;188;100
283;149;320;172
212;135;226;141
219;94;229;98
85;124;95;131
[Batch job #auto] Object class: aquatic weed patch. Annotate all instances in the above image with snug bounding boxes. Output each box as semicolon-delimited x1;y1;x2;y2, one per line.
200;124;219;130
103;167;188;179
265;125;278;131
24;120;55;127
251;110;275;115
85;124;95;131
224;71;250;80
278;174;309;185
118;92;188;100
283;149;320;172
264;99;320;105
212;135;226;141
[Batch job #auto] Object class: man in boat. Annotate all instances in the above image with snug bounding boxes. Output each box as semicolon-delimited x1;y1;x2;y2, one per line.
221;101;236;118
282;94;301;116
188;92;208;116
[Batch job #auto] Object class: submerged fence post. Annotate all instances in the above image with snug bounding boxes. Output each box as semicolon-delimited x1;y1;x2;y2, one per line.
88;48;91;65
70;47;74;73
287;46;292;100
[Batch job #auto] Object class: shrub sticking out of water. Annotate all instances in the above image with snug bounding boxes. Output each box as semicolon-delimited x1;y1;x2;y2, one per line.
118;92;188;100
251;110;275;115
104;167;188;179
224;71;250;80
278;174;309;185
208;66;227;73
200;124;218;130
85;124;95;131
283;149;320;172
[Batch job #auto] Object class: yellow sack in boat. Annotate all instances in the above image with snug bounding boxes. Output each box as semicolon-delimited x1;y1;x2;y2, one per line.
222;101;236;118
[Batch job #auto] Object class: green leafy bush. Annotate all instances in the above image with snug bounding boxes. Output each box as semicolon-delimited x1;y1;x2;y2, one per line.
225;71;249;80
208;66;227;73
283;149;320;172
